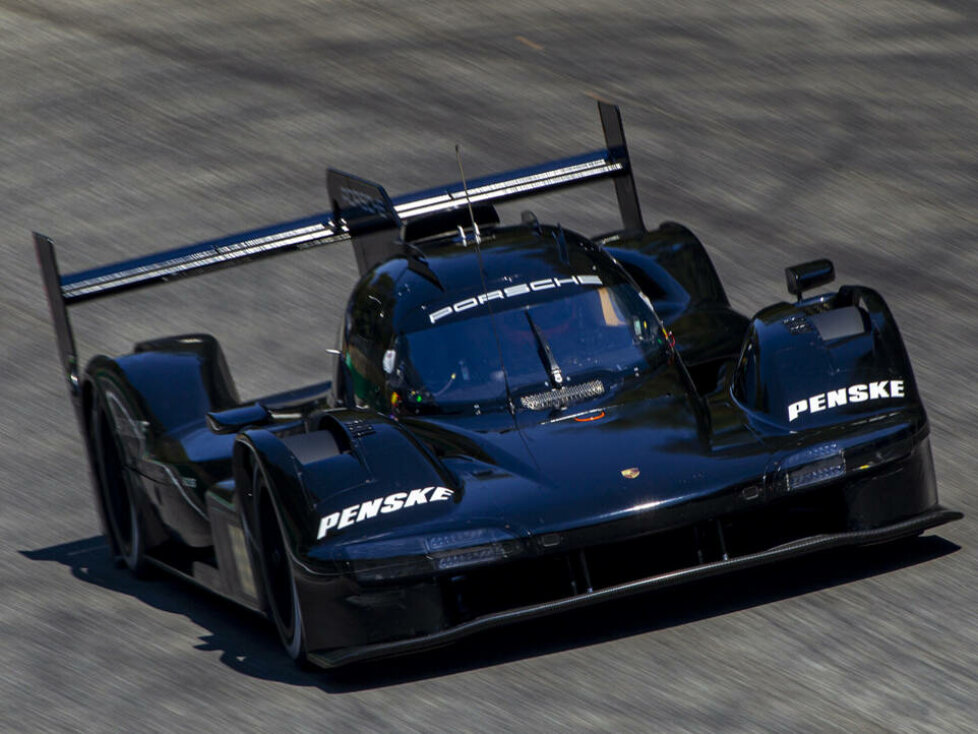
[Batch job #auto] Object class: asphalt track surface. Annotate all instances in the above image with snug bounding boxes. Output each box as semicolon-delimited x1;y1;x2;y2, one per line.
2;2;976;732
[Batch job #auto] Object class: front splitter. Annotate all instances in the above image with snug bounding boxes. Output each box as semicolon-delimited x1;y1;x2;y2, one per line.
308;506;961;668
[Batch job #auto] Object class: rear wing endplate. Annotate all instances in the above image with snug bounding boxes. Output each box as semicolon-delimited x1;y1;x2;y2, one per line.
35;101;645;420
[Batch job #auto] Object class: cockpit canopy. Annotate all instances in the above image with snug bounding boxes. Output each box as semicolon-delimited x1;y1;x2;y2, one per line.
393;281;665;415
340;224;669;417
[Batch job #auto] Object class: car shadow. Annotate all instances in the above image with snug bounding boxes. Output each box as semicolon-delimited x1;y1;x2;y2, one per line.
20;533;960;691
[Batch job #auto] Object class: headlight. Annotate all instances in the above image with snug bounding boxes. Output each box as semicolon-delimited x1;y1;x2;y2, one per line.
776;442;846;492
330;527;524;583
770;426;917;497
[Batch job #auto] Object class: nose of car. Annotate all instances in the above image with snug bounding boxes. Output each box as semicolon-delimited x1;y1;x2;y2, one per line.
516;398;694;493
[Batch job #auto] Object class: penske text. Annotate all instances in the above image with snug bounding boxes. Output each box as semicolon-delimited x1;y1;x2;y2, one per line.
788;379;905;422
317;486;454;539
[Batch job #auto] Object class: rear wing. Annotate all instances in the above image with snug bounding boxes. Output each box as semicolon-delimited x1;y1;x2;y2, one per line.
36;101;645;423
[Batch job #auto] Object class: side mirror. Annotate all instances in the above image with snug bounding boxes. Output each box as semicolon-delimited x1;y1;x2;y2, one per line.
785;259;834;301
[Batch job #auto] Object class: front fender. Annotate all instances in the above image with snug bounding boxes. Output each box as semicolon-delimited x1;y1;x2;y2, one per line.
732;286;924;431
232;430;319;560
234;410;461;561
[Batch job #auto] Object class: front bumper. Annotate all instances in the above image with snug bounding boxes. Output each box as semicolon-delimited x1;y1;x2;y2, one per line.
298;431;959;667
307;505;960;668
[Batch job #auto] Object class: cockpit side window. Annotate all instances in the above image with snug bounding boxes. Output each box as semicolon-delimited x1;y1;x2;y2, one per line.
344;281;395;411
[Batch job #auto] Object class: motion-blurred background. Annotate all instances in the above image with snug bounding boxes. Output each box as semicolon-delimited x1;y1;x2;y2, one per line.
2;2;975;731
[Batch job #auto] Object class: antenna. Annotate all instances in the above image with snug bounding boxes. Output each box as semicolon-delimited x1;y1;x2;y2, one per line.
453;143;516;417
455;144;481;245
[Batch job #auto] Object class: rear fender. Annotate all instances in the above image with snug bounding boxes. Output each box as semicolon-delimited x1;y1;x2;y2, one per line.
599;222;731;307
84;333;240;438
600;222;749;387
83;333;240;546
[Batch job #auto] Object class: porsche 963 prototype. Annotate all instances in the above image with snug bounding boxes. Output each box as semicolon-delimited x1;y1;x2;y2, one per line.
36;103;961;667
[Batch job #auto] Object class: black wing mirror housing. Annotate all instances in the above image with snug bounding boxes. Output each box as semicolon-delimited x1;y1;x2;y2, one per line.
786;259;834;301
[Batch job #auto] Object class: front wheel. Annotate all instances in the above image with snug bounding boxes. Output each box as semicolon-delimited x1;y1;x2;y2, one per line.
253;462;308;665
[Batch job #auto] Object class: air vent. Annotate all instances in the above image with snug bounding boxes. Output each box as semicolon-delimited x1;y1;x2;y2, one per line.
783;314;813;335
346;420;376;439
520;380;605;411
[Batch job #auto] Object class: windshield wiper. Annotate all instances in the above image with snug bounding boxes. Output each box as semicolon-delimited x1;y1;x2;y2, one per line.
524;309;564;389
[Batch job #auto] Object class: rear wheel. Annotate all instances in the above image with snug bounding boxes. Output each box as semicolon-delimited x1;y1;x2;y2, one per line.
91;388;148;576
253;462;307;665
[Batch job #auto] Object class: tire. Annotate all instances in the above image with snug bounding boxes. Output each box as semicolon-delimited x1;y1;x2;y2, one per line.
91;387;149;576
252;461;308;665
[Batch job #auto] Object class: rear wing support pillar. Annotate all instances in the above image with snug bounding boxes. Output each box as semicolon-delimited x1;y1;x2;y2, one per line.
598;102;645;234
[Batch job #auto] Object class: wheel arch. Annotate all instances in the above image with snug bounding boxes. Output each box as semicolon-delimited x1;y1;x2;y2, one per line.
80;377;114;548
231;431;318;567
231;431;314;661
84;359;160;570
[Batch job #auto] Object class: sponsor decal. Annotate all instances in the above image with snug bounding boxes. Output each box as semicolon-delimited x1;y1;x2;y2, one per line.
317;486;454;539
427;273;603;324
787;379;905;422
339;185;389;216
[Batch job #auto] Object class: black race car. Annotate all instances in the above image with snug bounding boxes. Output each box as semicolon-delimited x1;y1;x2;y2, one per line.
36;103;961;668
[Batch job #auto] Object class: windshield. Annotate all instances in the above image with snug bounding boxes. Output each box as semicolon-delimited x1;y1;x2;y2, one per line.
391;283;667;415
